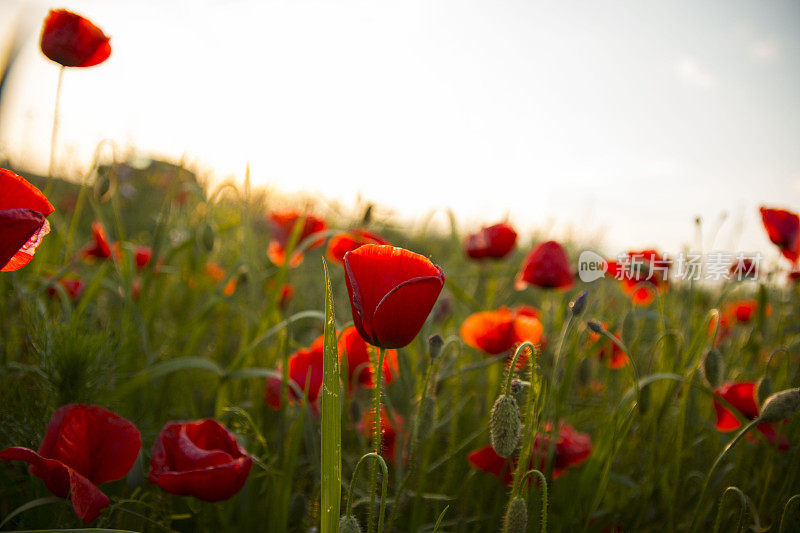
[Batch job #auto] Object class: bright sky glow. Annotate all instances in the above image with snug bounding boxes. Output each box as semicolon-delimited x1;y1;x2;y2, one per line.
1;0;799;260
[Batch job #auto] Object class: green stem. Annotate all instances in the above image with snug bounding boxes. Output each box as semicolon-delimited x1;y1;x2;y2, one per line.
367;345;386;533
520;469;548;532
779;495;800;533
712;486;746;533
345;452;389;532
689;418;761;533
544;313;576;478
505;341;534;396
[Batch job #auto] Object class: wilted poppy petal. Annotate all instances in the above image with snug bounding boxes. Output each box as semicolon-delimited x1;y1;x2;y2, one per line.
40;10;111;68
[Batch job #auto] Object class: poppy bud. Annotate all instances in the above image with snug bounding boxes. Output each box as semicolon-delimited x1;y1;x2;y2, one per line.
757;376;773;405
570;290;588;316
510;378;523;395
339;515;363;533
759;388;800;423
502;496;528;533
490;394;521;458
200;223;216;252
587;320;605;335
702;349;723;388
428;334;444;359
416;395;437;441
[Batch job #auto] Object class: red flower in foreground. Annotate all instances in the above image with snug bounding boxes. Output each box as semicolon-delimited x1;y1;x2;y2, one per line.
360;407;403;464
344;244;445;349
468;421;592;486
264;335;325;411
40;9;111;68
760;207;800;263
327;229;388;265
267;211;327;267
607;250;669;306
0;404;140;524
338;326;399;392
515;240;574;290
0;169;54;271
148;419;252;502
713;382;789;450
82;222;112;260
460;306;543;368
587;323;628;369
465;223;518;260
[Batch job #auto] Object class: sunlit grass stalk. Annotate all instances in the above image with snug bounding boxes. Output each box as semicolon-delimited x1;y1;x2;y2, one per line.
689;418;762;533
321;259;341;533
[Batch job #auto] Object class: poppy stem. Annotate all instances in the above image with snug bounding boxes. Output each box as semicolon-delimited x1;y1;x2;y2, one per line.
711;486;746;533
520;469;548;533
367;345;386;533
688;418;761;533
46;65;64;195
345;452;388;532
505;341;535;396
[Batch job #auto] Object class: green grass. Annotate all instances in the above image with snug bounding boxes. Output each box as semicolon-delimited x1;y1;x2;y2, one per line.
1;164;799;532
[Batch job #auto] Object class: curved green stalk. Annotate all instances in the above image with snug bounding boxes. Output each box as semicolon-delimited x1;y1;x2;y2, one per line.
345;452;389;533
712;486;747;533
520;469;548;532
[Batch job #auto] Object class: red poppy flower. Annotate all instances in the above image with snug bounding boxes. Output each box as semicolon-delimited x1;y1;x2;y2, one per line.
344;244;445;349
82;222;112;260
713;300;770;345
515;240;574;290
460;306;543;368
327;229;389;265
789;270;800;283
264;335;325;411
338;326;399;392
46;275;85;301
607;250;669;305
0;404;140;524
40;10;111;68
729;258;757;280
464;223;518;260
760;207;800;263
148;419;252;502
468;421;592;486
0;169;54;271
587;324;628;369
111;243;153;270
359;407;403;464
267;211;327;267
713;382;789;450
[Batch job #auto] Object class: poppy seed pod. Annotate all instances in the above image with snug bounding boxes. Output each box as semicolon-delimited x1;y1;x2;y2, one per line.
702;349;723;388
759;388;800;423
502;496;528;533
570;290;589;316
490;394;521;458
339;515;363;533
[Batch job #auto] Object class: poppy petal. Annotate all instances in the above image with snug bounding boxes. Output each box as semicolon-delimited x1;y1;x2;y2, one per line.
0;169;55;214
372;273;445;349
0;209;48;271
40;10;111;68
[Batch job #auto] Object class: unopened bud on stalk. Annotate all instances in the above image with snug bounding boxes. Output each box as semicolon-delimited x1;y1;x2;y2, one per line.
428;334;444;359
570;290;588;316
490;394;521;458
510;378;523;395
339;515;363;533
416;395;437;441
502;496;528;533
587;320;605;334
757;376;773;405
702;349;723;388
759;388;800;423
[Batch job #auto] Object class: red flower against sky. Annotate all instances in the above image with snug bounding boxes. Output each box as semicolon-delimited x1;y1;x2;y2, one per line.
713;382;789;450
82;222;112;260
515;240;574;290
148;419;252;502
468;421;592;486
344;244;445;349
0;404;140;524
760;207;800;263
40;9;111;68
264;335;325;411
607;250;669;306
267;211;327;267
338;326;399;392
460;306;543;368
0;168;54;271
587;323;628;369
729;257;757;280
464;223;518;260
327;229;388;265
360;407;402;464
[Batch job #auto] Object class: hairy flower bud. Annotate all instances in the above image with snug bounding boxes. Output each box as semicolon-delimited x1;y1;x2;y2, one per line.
759;388;800;423
502;496;528;533
339;515;363;533
570;290;588;316
587;320;605;334
702;349;723;388
490;394;521;458
428;334;445;359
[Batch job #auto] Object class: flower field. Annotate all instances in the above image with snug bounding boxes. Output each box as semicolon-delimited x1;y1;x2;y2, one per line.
1;7;800;533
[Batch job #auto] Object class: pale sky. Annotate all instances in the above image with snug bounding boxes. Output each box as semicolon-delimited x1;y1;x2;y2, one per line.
1;0;799;262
